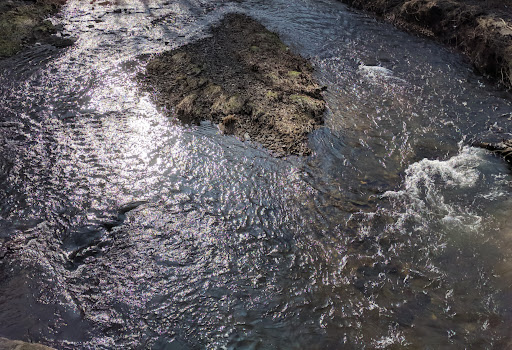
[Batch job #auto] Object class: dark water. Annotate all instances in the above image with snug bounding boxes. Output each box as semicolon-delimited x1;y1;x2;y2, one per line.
1;0;512;348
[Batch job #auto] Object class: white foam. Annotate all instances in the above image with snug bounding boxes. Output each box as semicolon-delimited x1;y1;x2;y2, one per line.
383;146;491;234
358;64;393;78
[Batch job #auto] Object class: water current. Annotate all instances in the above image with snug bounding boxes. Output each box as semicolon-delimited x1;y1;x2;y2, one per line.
0;0;511;348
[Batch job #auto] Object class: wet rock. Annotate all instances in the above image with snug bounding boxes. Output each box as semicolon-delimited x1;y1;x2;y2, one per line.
138;13;326;156
118;200;148;214
393;291;432;327
474;139;512;163
353;278;367;293
395;305;415;327
415;292;432;307
45;36;75;48
218;114;238;135
0;337;55;350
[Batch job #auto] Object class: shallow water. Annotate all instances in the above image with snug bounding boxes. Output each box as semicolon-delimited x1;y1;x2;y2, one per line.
0;0;511;348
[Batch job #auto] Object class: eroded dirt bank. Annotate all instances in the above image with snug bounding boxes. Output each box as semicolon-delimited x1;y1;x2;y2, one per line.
0;0;71;57
138;13;326;156
339;0;512;89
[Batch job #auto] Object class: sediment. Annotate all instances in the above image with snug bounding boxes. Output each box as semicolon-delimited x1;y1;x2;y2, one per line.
339;0;512;89
0;337;55;350
0;0;71;58
138;13;326;156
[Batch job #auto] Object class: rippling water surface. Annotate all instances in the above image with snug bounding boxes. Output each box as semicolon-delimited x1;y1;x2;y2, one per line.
1;0;511;348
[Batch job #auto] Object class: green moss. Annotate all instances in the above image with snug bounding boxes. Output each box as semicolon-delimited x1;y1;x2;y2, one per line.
287;70;301;78
175;73;187;81
204;83;223;97
256;31;280;43
225;95;244;113
35;20;56;34
256;31;288;51
250;45;260;52
189;65;202;76
290;94;323;112
185;75;207;90
267;73;280;83
172;52;188;63
290;94;309;102
197;77;208;87
176;93;198;115
14;15;37;27
0;39;21;57
251;107;265;118
266;90;278;99
212;94;244;115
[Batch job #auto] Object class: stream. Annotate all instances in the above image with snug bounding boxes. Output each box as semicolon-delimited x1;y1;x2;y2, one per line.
1;0;512;348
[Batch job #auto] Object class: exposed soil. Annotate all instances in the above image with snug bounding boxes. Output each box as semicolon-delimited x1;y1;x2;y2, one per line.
339;0;512;89
138;13;326;157
0;0;72;58
0;337;55;350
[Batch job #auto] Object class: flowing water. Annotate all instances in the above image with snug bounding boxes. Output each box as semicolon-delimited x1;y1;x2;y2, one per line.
1;0;512;348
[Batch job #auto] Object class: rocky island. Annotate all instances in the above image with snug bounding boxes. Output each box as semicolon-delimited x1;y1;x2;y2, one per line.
138;13;326;156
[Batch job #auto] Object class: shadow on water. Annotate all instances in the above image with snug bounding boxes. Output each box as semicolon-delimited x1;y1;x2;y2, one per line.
0;0;512;348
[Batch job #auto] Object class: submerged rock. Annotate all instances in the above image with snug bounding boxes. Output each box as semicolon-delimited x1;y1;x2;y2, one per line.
138;13;326;156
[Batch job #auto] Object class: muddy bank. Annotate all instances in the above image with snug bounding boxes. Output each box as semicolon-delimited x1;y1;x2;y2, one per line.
0;337;55;350
138;13;326;156
0;0;72;58
339;0;512;88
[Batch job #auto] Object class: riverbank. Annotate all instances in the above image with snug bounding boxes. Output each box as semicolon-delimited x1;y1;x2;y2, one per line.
0;0;72;57
339;0;512;89
138;13;326;156
0;337;55;350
